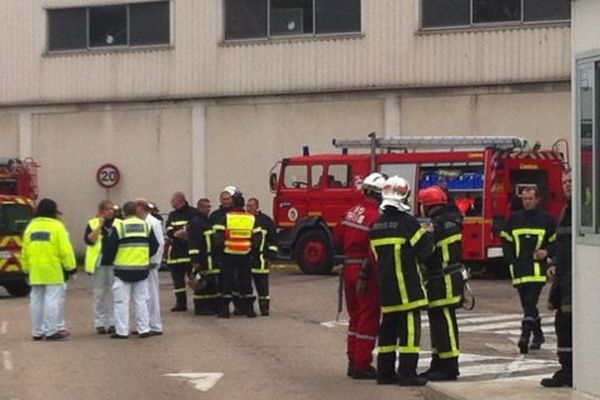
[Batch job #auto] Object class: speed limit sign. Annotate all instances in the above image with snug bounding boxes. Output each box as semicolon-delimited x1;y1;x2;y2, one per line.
96;163;121;189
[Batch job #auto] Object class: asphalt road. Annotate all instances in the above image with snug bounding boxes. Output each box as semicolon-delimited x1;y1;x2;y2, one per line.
0;266;557;400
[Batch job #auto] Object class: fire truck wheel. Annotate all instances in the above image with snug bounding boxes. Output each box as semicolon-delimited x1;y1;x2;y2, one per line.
4;281;31;297
295;229;334;275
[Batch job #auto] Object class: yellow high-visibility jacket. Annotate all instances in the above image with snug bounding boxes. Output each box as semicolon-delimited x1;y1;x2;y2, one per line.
22;217;76;285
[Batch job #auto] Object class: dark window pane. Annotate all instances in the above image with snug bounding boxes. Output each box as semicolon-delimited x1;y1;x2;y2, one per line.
473;0;521;23
130;2;170;45
524;0;570;22
315;0;360;34
48;8;87;51
579;66;594;228
225;0;268;39
422;0;469;27
422;0;470;28
270;0;313;36
89;5;127;47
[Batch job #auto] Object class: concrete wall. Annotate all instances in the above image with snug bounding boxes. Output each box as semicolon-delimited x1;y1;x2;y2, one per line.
0;114;20;155
400;88;571;148
572;0;600;397
31;106;192;253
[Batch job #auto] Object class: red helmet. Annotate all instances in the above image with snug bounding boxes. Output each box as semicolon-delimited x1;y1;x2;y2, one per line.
418;186;448;207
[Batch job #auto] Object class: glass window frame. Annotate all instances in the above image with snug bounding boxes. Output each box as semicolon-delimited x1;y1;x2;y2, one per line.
223;0;362;42
420;0;570;31
46;1;171;54
576;56;599;238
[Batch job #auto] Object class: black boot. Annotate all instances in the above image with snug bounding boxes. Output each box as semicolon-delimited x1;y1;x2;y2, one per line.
259;299;270;316
518;320;532;354
397;354;428;386
218;298;231;319
540;368;572;387
194;299;215;316
426;357;458;381
377;353;398;385
245;298;257;318
419;353;440;378
171;292;187;312
530;318;545;350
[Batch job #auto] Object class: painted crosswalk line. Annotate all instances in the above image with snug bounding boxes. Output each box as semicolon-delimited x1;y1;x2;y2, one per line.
164;372;223;392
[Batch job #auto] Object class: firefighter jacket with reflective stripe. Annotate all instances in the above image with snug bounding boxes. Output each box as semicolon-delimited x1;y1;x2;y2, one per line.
501;208;557;286
213;211;258;256
188;212;213;272
22;217;76;285
251;211;277;274
424;205;465;308
165;204;196;264
369;208;435;313
552;203;572;311
114;217;159;282
84;217;120;274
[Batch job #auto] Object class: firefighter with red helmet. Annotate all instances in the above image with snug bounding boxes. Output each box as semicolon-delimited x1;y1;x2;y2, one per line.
417;186;465;381
333;172;385;380
369;176;434;386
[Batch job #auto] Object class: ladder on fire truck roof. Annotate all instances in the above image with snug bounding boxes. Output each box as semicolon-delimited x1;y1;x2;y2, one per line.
332;133;531;151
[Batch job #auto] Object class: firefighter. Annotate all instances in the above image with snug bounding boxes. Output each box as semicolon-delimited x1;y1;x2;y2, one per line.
417;186;465;381
84;199;120;335
541;169;573;387
111;201;159;339
246;197;278;317
165;191;196;312
135;198;165;335
369;176;433;386
22;199;76;341
213;192;258;318
333;172;385;380
188;198;218;315
501;187;556;354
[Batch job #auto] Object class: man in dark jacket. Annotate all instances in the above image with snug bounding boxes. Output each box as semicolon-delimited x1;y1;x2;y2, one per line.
246;198;277;316
165;192;196;312
541;169;572;387
418;186;465;381
501;187;556;354
370;176;434;386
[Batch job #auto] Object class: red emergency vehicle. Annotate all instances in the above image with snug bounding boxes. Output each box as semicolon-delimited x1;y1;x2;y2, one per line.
270;135;566;275
0;158;38;296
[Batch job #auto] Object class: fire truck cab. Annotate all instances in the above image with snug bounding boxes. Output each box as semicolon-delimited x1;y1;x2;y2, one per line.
270;135;566;275
0;158;38;297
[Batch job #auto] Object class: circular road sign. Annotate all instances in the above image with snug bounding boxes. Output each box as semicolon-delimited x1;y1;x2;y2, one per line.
96;163;121;189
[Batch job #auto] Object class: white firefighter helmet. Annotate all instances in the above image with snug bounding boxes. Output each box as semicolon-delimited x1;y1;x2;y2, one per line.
362;172;385;193
380;175;411;212
223;185;241;196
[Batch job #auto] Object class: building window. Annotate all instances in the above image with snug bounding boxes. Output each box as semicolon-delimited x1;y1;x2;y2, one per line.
422;0;570;29
224;0;361;40
576;61;597;234
48;1;170;52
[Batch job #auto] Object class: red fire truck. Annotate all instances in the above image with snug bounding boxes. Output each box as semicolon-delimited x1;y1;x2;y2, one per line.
0;158;38;296
270;135;567;275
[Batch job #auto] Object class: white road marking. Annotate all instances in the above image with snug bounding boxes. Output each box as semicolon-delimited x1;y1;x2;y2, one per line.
321;320;349;328
2;351;13;371
456;314;522;325
457;359;560;378
0;321;7;335
164;373;223;392
461;320;553;332
494;328;556;336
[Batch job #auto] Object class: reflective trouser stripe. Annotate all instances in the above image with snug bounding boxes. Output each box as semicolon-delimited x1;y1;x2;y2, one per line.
438;307;459;359
174;288;187;294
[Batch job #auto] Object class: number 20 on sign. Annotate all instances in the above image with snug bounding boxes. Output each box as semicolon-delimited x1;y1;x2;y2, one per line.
96;163;121;189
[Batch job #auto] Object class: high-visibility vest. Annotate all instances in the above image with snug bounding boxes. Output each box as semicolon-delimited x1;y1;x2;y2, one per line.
224;212;255;255
84;217;121;274
114;218;151;271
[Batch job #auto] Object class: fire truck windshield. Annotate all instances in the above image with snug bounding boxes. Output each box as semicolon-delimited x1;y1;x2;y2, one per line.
0;204;33;235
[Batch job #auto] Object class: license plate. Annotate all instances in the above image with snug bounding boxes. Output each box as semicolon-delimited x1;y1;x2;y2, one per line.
0;250;13;259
